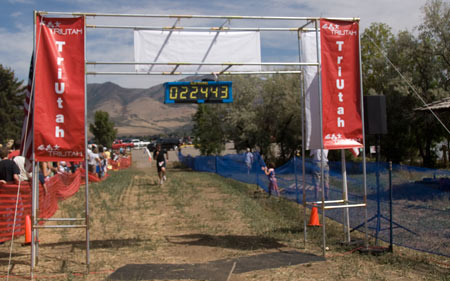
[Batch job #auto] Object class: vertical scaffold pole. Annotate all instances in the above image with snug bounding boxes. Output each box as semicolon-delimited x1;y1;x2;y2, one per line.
341;150;350;243
31;162;37;275
388;161;393;252
313;19;327;257
297;29;307;248
84;14;90;273
30;11;37;279
358;21;369;249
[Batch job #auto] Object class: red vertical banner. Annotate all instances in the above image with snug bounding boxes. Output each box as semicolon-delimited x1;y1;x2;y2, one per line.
34;15;85;162
320;19;363;150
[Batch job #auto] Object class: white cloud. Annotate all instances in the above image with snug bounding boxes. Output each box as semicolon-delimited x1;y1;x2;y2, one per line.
11;11;23;18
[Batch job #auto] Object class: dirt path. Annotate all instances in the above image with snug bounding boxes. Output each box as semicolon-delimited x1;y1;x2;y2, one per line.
109;150;326;281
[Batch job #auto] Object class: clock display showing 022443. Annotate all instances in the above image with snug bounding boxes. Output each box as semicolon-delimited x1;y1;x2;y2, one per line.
164;81;233;104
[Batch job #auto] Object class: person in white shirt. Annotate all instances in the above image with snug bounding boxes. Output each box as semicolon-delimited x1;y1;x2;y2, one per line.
87;145;100;173
13;155;32;182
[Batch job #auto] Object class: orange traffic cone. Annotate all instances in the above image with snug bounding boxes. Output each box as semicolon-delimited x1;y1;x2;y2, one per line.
308;205;321;226
24;215;32;245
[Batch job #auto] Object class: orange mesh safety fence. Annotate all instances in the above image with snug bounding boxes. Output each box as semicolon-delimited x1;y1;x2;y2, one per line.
78;168;104;183
0;182;32;242
54;169;83;200
109;156;131;170
0;156;131;243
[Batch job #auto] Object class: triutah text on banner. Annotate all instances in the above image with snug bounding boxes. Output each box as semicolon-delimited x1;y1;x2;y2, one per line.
320;19;363;150
34;16;85;162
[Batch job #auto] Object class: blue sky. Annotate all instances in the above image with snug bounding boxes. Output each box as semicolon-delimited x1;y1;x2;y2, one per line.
1;0;426;89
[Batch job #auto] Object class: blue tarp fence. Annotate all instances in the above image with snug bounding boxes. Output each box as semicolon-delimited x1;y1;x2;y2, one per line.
178;151;450;257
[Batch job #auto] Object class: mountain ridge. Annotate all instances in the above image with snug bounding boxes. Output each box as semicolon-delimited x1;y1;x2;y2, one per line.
87;79;204;136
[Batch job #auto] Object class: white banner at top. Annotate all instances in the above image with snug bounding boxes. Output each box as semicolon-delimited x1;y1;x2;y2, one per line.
134;30;261;72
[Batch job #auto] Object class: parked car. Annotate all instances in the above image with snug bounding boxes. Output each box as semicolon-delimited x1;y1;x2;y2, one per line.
130;139;150;149
111;139;134;150
147;138;181;152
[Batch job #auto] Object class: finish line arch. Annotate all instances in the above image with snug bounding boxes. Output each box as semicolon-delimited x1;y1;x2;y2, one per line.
26;11;367;276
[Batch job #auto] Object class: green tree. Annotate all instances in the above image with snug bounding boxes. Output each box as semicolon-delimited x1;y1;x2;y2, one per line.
192;104;226;155
89;110;117;148
225;76;261;152
420;0;450;82
418;0;450;165
260;74;301;163
233;74;301;164
404;31;447;167
361;23;395;96
0;65;26;145
191;74;303;164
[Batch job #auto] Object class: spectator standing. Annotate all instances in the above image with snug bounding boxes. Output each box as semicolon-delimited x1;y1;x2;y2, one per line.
97;145;107;178
262;162;279;197
37;162;50;194
310;149;330;201
0;147;20;184
244;148;254;174
39;162;51;180
13;155;32;182
87;145;100;173
104;147;111;161
91;146;101;177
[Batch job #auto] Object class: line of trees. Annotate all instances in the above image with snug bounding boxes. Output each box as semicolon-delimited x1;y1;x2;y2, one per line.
192;0;449;167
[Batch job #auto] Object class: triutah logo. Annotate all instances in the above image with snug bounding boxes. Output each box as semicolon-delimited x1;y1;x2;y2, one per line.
41;20;83;36
321;23;340;31
322;22;357;36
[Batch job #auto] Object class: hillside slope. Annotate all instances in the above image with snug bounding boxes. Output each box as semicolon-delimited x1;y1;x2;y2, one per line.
87;80;198;136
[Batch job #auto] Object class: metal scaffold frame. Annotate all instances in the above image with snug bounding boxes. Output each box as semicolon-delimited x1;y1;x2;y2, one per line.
30;10;367;278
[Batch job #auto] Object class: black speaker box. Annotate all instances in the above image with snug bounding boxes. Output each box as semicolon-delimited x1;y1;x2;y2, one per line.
364;95;388;135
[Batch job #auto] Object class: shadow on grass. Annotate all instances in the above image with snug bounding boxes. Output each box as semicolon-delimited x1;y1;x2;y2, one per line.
107;250;325;281
269;226;305;235
366;182;449;202
166;234;285;250
0;251;28;266
167;167;198;173
38;238;148;250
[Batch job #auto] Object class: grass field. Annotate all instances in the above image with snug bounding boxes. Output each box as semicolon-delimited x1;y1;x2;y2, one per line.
1;152;449;280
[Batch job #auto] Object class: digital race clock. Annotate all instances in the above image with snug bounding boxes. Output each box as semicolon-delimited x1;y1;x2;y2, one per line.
164;81;233;104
